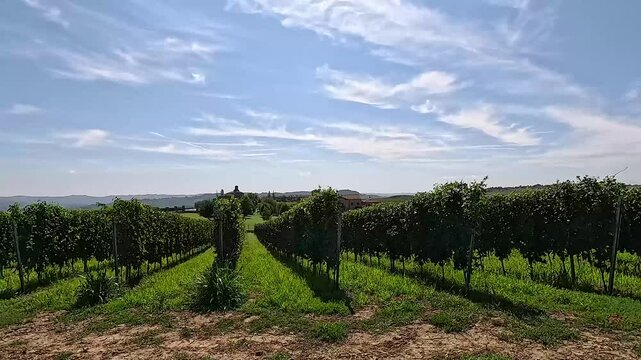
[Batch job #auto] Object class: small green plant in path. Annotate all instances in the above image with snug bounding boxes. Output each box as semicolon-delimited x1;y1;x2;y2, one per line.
507;317;578;345
460;354;512;360
268;352;292;360
311;321;348;342
75;271;120;307
190;261;246;311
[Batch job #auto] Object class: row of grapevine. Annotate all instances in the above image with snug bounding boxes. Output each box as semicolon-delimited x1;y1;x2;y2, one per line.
342;181;485;287
0;198;245;288
342;177;641;292
254;189;342;282
212;197;246;266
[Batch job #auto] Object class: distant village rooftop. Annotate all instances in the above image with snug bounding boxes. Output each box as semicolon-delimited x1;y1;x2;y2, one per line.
224;185;244;199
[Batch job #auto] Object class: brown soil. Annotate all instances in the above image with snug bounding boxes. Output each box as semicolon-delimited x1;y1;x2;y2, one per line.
0;312;639;360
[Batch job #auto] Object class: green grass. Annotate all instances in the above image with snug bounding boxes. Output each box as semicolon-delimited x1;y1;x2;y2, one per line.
0;248;214;329
244;213;263;232
506;317;578;345
480;250;641;299
69;250;215;330
239;234;348;315
311;321;348;342
179;212;205;219
0;257;107;298
0;275;83;327
348;251;641;332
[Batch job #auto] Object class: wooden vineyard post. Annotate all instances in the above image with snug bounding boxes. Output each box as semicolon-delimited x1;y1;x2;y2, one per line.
112;219;120;282
218;220;224;262
608;197;623;295
335;215;342;288
12;221;25;293
465;231;475;293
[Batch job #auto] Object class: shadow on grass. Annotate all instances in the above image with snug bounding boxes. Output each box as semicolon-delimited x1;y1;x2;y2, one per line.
0;262;106;300
355;258;543;319
122;246;211;288
0;288;15;300
266;247;354;314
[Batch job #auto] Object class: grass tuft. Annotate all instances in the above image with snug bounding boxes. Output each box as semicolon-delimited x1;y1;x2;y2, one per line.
190;262;246;312
311;321;348;342
268;352;292;360
507;317;578;345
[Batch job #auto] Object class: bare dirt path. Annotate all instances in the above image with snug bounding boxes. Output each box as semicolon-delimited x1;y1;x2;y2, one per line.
0;312;638;360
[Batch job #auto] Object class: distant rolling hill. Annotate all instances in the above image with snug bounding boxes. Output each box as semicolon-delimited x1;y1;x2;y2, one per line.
0;194;218;211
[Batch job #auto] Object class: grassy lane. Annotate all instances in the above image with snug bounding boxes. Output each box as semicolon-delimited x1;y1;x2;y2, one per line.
239;234;349;315
244;213;263;232
0;249;214;328
64;250;214;330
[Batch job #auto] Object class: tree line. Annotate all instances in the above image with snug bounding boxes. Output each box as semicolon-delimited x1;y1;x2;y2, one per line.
195;193;292;221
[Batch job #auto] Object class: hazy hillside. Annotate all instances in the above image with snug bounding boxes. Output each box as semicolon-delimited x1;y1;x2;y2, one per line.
0;193;218;211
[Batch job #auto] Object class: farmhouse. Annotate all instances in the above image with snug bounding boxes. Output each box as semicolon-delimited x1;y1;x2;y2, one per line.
224;185;244;199
340;194;364;210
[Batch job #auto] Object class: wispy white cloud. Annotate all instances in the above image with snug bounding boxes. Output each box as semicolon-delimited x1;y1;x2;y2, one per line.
13;2;223;86
44;47;208;85
439;105;540;146
129;143;232;158
493;0;557;50
161;37;221;59
127;131;276;160
227;0;488;54
184;114;452;160
527;107;641;166
7;103;41;115
58;129;111;147
22;0;69;29
230;0;589;107
243;109;281;121
316;65;459;109
192;92;245;100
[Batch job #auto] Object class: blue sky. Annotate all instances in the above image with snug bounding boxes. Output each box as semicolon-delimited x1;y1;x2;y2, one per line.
1;0;641;196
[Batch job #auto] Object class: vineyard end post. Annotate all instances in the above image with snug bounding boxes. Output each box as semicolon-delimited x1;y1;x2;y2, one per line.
335;215;342;288
112;219;120;283
218;219;223;262
608;197;623;295
465;231;475;293
12;221;25;293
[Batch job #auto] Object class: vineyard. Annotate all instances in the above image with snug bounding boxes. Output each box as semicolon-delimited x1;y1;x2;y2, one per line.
0;198;244;294
3;179;641;359
257;177;641;297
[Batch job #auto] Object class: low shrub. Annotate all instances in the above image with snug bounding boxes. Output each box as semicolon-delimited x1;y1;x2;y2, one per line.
190;261;246;311
75;271;120;307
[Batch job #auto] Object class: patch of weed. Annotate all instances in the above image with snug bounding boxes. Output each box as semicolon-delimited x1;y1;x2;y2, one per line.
310;321;348;342
508;317;578;345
